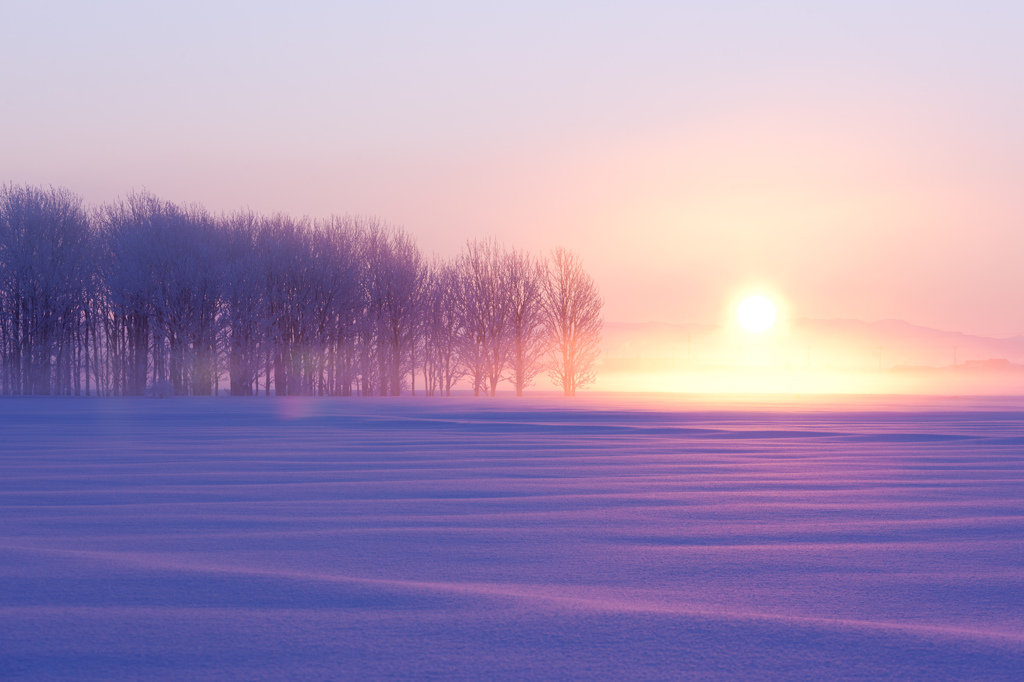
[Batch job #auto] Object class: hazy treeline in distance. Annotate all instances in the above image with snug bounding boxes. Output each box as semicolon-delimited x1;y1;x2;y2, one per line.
0;185;603;398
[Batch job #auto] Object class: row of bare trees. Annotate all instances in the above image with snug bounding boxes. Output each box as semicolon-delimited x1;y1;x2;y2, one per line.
0;184;603;397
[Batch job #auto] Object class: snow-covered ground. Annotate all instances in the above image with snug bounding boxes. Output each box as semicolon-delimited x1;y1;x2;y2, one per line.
1;395;1022;680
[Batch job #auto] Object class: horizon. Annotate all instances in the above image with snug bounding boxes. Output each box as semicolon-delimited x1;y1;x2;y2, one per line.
3;179;1020;396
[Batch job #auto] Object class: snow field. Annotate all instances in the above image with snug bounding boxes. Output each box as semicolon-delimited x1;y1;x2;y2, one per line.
1;396;1022;680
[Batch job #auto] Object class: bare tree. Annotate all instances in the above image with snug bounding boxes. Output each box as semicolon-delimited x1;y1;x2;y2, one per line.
259;214;312;396
380;228;422;396
505;248;546;396
97;193;162;396
457;238;512;396
421;257;463;396
358;222;422;396
307;216;360;396
541;247;603;397
222;212;265;396
313;216;361;397
0;185;92;395
151;203;222;396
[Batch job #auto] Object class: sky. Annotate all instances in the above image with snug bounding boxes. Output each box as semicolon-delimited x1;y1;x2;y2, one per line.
2;1;1023;337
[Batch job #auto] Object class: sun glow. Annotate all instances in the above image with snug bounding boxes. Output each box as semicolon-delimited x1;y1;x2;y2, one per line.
737;295;777;333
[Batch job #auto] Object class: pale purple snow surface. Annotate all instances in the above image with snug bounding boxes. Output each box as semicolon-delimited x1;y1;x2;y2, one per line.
1;395;1022;680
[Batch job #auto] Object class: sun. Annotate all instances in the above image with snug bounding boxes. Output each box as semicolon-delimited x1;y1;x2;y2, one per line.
737;295;777;333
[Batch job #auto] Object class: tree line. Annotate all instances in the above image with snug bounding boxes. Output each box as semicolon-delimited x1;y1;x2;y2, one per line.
0;184;603;398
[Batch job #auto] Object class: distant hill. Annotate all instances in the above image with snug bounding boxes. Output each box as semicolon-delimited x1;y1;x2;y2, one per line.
601;319;1024;371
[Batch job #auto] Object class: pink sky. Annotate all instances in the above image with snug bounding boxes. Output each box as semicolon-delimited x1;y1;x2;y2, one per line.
3;2;1023;336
